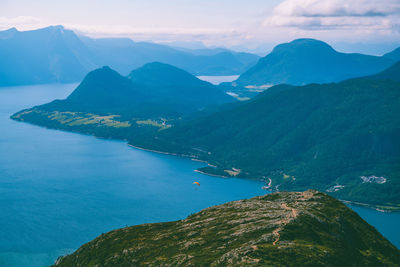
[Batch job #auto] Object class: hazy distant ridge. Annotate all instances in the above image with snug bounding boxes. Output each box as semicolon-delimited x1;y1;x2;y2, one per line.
0;26;259;86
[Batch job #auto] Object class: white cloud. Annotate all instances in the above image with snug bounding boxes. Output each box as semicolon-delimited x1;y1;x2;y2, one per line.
0;17;239;46
273;0;400;17
63;23;244;46
67;24;229;37
1;1;399;53
0;16;43;30
264;0;400;33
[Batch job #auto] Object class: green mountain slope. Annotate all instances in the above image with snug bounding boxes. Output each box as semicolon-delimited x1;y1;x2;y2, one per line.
11;63;235;139
128;62;232;107
367;61;400;82
130;70;400;209
384;47;400;61
54;191;400;266
64;66;144;111
235;39;394;87
40;63;233;114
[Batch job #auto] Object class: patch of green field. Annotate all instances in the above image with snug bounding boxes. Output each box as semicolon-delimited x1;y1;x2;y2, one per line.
136;119;171;130
46;111;131;128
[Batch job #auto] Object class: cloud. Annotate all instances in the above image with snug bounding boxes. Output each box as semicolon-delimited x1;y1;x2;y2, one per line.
1;2;398;53
68;25;229;36
0;17;239;46
0;16;43;30
273;0;400;18
264;0;400;32
63;23;244;46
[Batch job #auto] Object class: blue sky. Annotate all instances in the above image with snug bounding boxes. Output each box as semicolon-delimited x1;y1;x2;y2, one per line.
1;0;399;54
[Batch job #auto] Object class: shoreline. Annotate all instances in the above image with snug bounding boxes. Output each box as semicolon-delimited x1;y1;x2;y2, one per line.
191;158;217;168
127;144;188;157
12;117;399;213
190;159;400;212
127;142;200;161
340;199;400;213
194;169;230;179
127;144;221;170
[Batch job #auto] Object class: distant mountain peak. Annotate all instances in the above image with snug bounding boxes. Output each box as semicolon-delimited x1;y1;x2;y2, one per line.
84;66;125;80
38;25;71;36
128;62;204;86
290;38;329;45
100;65;113;71
45;25;65;30
4;27;18;33
272;38;335;54
138;61;181;70
130;61;189;76
0;27;19;39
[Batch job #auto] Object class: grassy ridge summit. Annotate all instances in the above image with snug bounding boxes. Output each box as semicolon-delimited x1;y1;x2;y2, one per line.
53;191;400;266
235;38;395;87
129;63;400;209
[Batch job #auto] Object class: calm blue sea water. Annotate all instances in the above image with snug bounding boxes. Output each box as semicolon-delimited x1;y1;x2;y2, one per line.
349;205;400;248
0;83;398;266
0;83;266;267
197;75;239;85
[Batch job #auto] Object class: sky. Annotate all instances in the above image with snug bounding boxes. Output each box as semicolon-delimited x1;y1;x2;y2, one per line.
1;0;399;55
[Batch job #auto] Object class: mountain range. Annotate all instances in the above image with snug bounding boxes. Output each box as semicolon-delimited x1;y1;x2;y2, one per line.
60;62;233;115
0;26;95;86
0;26;259;86
79;34;259;76
2;27;399;91
53;191;400;266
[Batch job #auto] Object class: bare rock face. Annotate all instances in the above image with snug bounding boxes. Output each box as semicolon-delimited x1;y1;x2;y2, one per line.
54;191;400;266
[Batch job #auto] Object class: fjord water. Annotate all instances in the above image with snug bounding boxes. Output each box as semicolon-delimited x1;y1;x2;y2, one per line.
0;83;265;267
197;75;239;85
0;83;398;267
